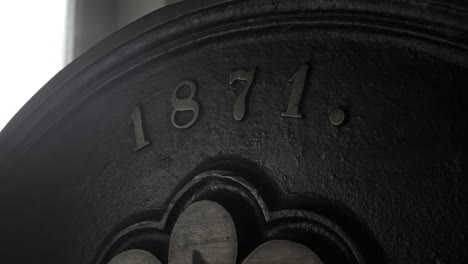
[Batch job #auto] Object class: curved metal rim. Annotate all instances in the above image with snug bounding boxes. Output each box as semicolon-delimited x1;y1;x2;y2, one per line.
0;0;234;178
1;0;468;179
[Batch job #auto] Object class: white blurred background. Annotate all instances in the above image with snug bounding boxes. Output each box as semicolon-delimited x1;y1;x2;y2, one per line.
0;0;179;132
0;1;67;131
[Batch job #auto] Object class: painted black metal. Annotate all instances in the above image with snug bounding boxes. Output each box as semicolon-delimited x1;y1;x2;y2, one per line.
0;0;467;263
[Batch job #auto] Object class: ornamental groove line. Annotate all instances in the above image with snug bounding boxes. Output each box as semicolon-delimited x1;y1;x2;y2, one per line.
108;200;324;264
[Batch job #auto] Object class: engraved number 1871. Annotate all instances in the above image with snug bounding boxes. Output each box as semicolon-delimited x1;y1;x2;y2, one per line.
129;64;310;151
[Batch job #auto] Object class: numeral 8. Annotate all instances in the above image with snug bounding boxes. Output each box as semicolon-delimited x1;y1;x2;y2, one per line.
171;81;200;129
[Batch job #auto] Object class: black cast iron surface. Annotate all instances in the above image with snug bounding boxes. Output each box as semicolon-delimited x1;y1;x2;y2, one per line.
0;0;467;263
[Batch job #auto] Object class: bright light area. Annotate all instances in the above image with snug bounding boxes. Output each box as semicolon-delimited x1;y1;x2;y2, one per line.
0;1;67;131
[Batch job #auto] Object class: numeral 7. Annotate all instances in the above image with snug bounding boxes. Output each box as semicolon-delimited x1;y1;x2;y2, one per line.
229;68;256;121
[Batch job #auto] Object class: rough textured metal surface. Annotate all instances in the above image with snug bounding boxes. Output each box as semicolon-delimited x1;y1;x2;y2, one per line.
0;0;467;264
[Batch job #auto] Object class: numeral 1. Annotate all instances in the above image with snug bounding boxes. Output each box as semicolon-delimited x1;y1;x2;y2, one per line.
282;64;309;118
230;68;256;121
129;105;150;151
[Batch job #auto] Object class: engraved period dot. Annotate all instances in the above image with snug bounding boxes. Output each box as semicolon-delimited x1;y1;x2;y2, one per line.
329;108;346;126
